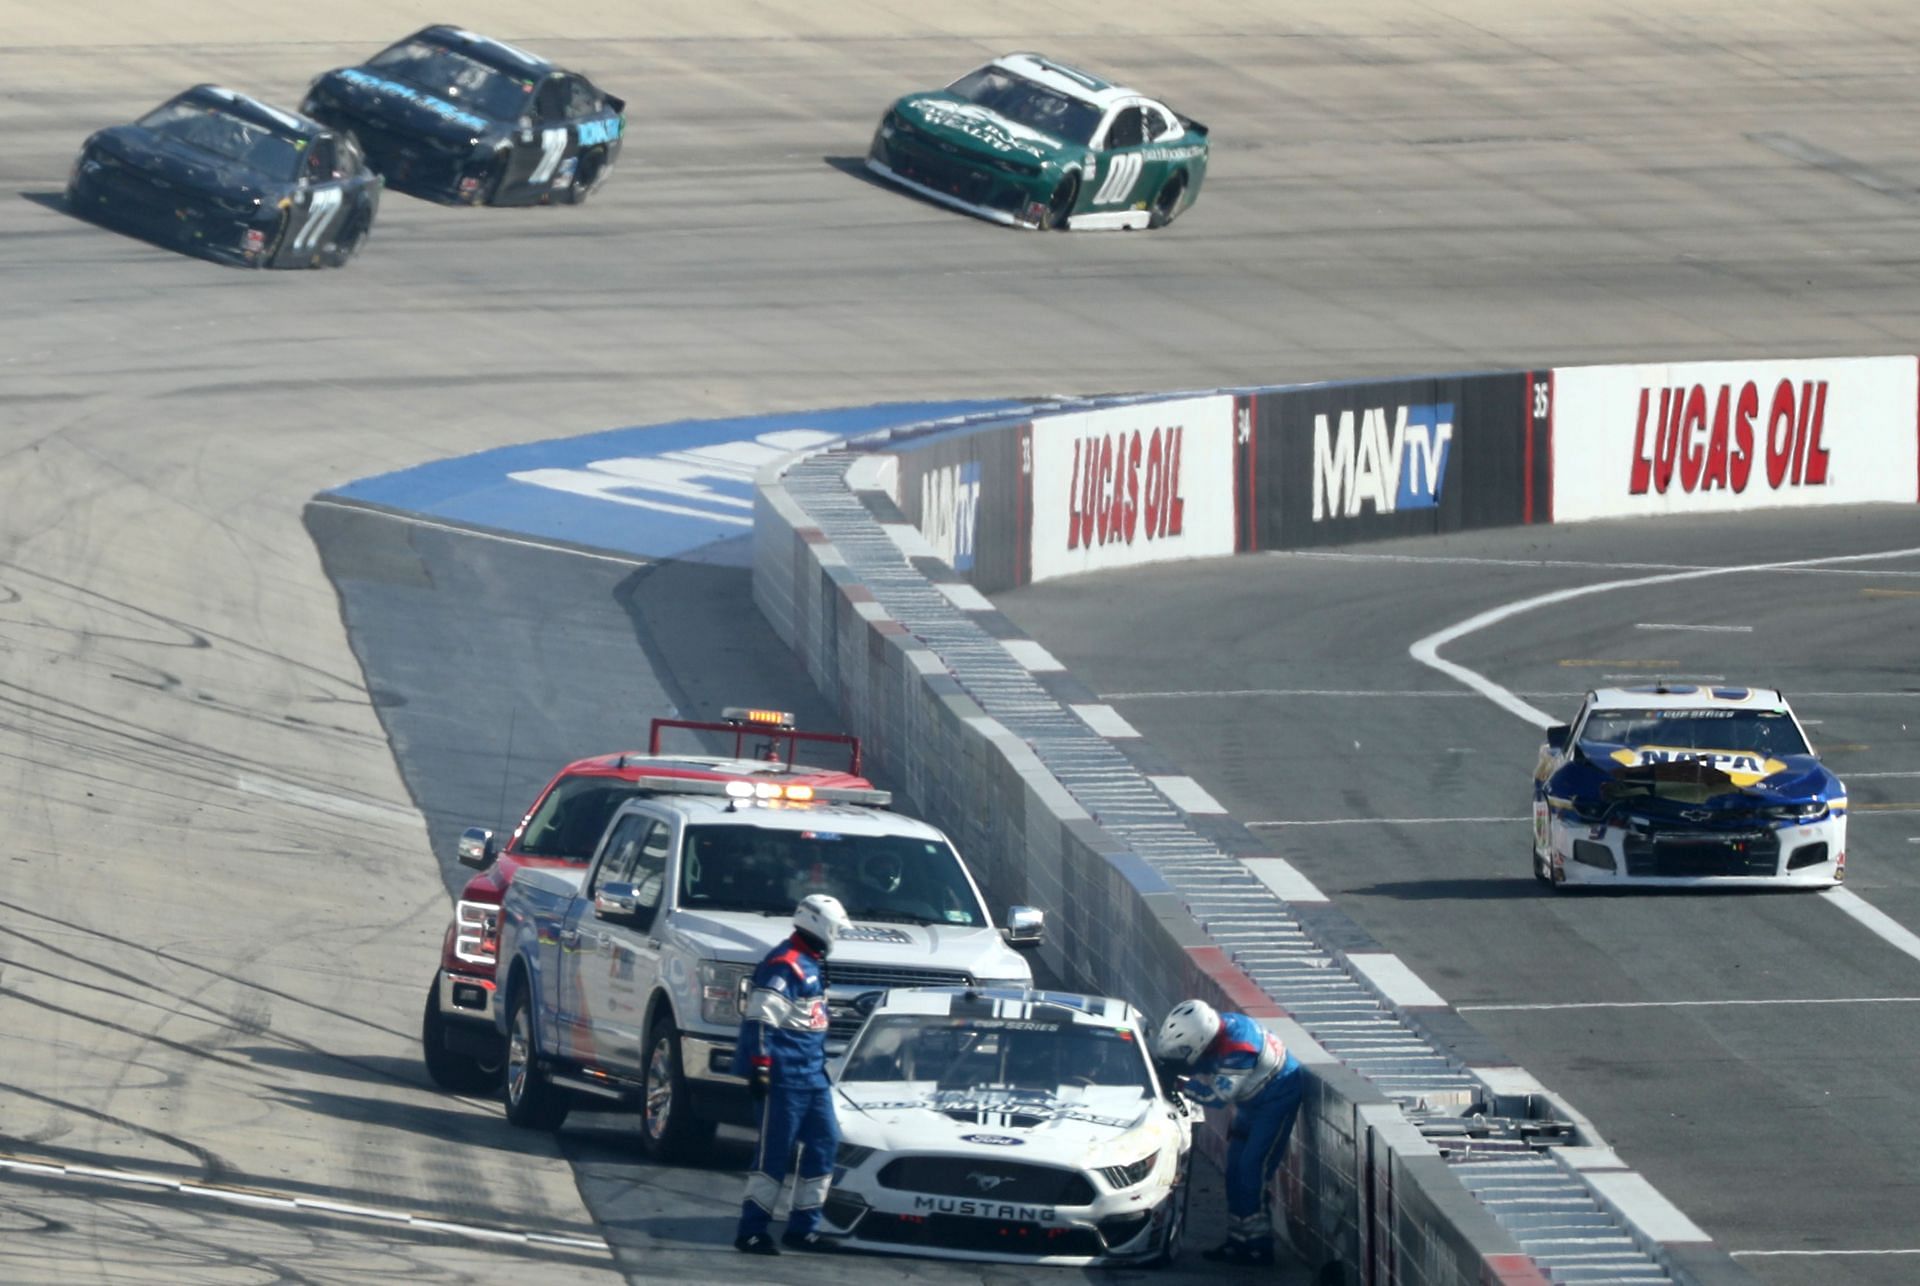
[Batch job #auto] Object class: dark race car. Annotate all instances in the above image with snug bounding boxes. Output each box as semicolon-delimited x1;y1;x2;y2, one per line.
302;25;625;207
66;85;380;268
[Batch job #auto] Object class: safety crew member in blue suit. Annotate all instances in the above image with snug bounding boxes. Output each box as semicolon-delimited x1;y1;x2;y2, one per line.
732;892;852;1255
1152;998;1305;1267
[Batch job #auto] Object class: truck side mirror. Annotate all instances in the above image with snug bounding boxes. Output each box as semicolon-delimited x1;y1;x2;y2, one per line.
1002;906;1045;948
456;827;496;870
594;881;640;920
1545;724;1570;752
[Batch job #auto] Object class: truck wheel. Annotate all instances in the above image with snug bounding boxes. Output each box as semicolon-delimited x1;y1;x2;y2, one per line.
637;1015;717;1161
422;977;504;1094
504;987;570;1130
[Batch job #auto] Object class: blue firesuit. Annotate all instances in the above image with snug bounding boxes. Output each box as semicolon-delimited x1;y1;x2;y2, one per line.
1181;1012;1304;1251
732;933;838;1240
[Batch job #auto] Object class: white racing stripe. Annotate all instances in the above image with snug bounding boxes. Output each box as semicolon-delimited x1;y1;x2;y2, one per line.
1407;542;1920;965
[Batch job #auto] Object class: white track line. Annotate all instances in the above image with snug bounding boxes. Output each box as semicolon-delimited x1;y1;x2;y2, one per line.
1734;1249;1920;1258
1247;816;1527;827
0;1154;609;1255
1277;548;1920;577
1407;542;1920;970
1634;623;1753;632
1460;995;1920;1013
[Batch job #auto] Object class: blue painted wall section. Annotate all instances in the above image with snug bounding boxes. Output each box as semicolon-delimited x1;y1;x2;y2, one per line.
325;400;1027;561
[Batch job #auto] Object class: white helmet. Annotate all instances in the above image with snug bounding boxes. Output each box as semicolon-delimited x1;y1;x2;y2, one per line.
793;893;852;953
1153;999;1222;1066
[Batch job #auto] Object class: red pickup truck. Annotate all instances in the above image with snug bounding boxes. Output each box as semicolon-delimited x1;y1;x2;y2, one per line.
421;708;871;1091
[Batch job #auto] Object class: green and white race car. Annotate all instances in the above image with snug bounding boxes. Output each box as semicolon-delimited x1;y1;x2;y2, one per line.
866;53;1209;232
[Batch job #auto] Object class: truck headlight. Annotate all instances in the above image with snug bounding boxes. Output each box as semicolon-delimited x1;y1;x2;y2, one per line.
699;960;753;1025
453;899;499;965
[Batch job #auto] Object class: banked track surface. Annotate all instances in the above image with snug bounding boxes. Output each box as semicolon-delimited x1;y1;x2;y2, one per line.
4;1;1920;1281
996;510;1920;1286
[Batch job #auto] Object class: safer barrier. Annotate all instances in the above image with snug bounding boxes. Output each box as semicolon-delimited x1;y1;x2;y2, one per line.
755;352;1913;1283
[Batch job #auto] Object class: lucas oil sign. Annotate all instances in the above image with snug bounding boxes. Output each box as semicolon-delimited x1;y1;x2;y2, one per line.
1551;356;1919;522
1029;396;1237;583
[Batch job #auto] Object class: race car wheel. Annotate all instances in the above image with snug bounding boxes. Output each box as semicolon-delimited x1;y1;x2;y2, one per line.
504;986;570;1131
421;976;504;1093
561;147;605;205
480;148;512;206
1042;175;1079;230
637;1014;717;1162
320;206;371;269
1149;1177;1189;1266
1148;172;1188;229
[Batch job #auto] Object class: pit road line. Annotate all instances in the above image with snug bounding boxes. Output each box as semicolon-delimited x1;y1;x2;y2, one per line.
1272;549;1920;577
1406;542;1920;970
1459;996;1920;1013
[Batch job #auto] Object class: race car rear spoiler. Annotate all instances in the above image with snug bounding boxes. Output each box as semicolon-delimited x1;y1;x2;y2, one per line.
1178;113;1208;137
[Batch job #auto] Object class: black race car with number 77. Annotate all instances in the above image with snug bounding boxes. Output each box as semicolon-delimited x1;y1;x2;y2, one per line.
302;25;625;207
66;85;381;268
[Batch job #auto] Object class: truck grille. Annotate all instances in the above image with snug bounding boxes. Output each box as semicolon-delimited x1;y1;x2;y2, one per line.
825;965;972;1040
878;1157;1096;1206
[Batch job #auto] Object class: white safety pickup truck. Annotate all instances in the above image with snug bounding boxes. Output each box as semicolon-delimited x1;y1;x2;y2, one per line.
492;776;1045;1158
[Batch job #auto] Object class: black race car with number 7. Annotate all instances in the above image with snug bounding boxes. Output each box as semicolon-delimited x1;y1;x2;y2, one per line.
66;85;381;268
867;53;1209;231
302;25;625;207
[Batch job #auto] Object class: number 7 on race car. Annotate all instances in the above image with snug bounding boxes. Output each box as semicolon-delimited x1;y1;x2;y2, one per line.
529;127;569;186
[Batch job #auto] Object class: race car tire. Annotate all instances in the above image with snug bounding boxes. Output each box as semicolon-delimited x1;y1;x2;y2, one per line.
561;147;606;205
1148;172;1188;229
636;1013;717;1162
421;976;504;1093
1148;1176;1189;1266
504;986;570;1131
1042;175;1080;230
481;148;513;206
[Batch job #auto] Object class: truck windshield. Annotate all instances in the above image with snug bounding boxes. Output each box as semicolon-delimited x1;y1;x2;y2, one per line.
842;1015;1150;1093
515;775;637;860
1579;708;1809;757
680;825;987;927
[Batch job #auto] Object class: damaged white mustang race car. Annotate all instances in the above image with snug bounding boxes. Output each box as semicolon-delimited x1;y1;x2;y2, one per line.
821;987;1197;1265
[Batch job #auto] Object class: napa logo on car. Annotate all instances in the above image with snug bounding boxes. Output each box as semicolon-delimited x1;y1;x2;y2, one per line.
1312;402;1454;521
1608;746;1786;787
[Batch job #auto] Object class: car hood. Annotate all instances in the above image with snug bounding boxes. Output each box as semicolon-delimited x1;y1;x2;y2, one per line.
893;93;1072;164
93;128;278;207
835;1083;1159;1157
1569;742;1841;811
670;909;1030;980
323;67;502;146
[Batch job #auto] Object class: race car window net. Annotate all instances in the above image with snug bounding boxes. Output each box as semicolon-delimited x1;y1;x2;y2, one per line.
842;1015;1149;1095
945;66;1102;146
1579;709;1809;757
678;826;983;927
366;39;534;121
138;102;304;181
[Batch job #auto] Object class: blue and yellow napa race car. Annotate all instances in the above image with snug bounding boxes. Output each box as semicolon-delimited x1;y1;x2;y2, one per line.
1531;684;1846;889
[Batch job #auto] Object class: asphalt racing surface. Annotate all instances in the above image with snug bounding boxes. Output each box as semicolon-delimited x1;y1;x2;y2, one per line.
998;508;1920;1286
3;1;1919;1282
